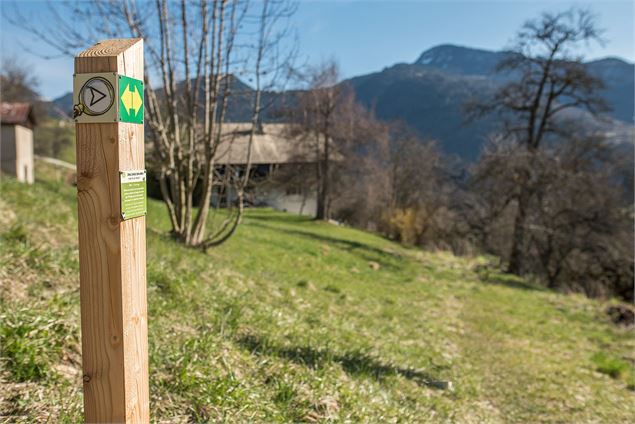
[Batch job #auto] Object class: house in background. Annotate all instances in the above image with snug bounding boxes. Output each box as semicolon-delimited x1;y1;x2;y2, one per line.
214;123;320;216
1;102;36;184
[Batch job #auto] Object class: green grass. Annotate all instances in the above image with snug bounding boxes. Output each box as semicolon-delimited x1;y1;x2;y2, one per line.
591;352;633;382
1;164;634;422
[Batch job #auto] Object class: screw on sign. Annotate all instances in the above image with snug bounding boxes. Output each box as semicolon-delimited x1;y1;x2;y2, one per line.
73;76;115;118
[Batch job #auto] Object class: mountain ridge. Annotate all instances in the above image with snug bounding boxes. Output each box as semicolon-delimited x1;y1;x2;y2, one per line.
47;44;634;161
346;44;634;159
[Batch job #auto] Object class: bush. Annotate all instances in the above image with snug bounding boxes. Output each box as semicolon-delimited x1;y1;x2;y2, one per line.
0;305;73;382
382;208;424;246
591;352;631;379
1;224;28;244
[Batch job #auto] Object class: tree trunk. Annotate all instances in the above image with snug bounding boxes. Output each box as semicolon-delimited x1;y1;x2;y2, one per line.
316;177;326;220
315;132;329;220
507;188;529;275
299;189;307;215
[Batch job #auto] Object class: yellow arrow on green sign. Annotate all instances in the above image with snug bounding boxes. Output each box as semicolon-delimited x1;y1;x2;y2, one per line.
119;75;144;124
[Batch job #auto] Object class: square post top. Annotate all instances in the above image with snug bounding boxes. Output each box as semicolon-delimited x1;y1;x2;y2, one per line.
75;38;143;79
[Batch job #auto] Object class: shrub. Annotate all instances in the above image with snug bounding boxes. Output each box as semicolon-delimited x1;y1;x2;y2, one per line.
1;224;28;244
0;308;62;381
383;208;425;246
591;352;631;379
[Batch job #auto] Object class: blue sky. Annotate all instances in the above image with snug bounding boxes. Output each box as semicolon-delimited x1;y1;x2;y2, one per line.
1;0;633;99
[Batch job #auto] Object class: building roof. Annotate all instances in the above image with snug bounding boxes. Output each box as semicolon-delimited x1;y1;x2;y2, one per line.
214;123;321;165
0;102;36;128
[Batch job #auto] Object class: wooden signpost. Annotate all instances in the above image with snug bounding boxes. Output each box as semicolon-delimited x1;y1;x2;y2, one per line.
74;39;149;423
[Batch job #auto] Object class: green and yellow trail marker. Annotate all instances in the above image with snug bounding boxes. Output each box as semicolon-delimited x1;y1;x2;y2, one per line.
118;75;144;124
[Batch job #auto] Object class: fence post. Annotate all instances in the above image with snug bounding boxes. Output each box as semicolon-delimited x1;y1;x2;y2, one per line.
74;38;149;423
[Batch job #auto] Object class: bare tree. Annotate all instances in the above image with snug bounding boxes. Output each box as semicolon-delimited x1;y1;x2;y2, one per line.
232;0;298;224
386;124;444;210
288;61;343;220
281;64;392;223
329;94;392;229
0;59;40;103
468;8;609;274
377;123;465;249
0;59;51;122
471;132;633;300
6;0;297;249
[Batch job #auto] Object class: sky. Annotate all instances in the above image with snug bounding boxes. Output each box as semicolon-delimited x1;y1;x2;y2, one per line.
1;0;633;100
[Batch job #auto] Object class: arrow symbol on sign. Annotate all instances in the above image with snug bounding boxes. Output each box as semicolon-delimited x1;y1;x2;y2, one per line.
121;83;142;117
88;86;107;106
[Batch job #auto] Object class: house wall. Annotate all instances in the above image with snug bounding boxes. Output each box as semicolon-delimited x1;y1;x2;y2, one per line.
1;125;17;178
15;125;34;184
1;125;34;183
210;186;316;217
257;187;317;217
207;162;317;217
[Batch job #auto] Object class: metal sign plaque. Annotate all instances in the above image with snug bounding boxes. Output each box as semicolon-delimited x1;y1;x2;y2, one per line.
73;73;118;123
120;170;147;220
73;73;144;124
118;75;144;124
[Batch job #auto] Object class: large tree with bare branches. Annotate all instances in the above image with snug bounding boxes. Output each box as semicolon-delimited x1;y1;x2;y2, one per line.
7;0;297;249
468;8;609;275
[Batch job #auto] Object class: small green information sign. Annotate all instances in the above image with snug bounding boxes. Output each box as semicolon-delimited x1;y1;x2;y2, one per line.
118;75;144;124
120;170;147;220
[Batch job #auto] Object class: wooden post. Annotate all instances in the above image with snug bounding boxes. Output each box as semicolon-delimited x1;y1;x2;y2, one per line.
75;39;149;423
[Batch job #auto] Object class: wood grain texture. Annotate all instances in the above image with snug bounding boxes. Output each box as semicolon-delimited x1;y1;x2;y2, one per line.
75;39;149;424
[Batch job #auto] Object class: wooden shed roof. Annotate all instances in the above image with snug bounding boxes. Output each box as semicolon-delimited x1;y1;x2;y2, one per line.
0;102;36;128
214;123;320;165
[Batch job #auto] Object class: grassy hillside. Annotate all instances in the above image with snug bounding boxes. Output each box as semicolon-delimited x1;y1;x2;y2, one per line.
1;163;633;423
